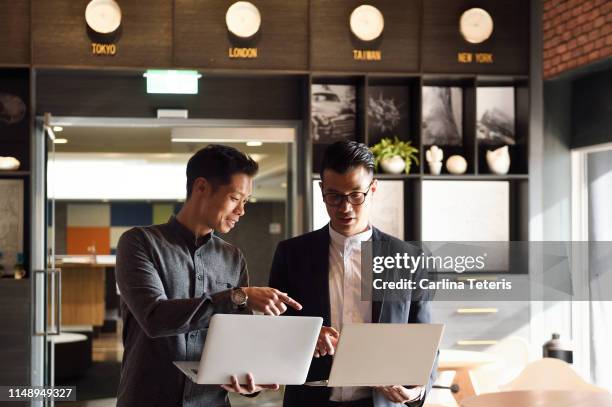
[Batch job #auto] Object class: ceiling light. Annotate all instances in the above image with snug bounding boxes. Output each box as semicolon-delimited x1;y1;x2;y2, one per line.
246;141;263;147
53;126;64;132
53;138;68;144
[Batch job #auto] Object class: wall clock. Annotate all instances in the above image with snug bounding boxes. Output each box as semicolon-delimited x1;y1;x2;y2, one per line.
226;1;261;38
85;0;122;34
350;5;385;42
459;7;494;44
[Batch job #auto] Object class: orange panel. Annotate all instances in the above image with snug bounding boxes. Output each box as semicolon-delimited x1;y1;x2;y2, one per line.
66;227;110;255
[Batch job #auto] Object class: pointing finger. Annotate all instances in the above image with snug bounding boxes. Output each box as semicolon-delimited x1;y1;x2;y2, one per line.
279;294;302;310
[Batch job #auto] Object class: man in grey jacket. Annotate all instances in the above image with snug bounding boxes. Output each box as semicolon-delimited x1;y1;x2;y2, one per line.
116;144;302;407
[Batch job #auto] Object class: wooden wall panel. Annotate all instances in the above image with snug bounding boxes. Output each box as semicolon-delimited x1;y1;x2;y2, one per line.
174;0;308;70
36;70;306;120
0;280;30;387
310;0;420;72
0;0;30;64
422;0;529;74
32;0;172;67
58;267;106;327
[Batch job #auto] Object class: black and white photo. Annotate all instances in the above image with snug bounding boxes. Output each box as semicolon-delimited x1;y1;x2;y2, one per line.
422;86;463;146
311;84;356;143
367;86;410;142
476;87;516;145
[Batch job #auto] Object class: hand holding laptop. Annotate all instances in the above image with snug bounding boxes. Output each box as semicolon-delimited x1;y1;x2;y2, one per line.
314;326;339;358
375;385;424;404
220;372;280;395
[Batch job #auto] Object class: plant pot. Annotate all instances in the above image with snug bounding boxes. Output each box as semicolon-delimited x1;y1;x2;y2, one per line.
428;161;442;175
380;156;406;174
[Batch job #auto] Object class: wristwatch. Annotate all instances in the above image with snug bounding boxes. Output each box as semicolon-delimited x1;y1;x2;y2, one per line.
230;287;248;308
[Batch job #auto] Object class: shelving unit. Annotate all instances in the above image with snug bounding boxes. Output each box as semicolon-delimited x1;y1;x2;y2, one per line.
307;72;530;244
0;67;32;277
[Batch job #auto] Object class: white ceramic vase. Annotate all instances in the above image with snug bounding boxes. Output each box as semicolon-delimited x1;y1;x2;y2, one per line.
380;155;406;174
486;146;511;175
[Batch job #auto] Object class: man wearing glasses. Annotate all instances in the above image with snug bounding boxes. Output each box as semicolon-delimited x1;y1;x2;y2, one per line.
269;141;435;407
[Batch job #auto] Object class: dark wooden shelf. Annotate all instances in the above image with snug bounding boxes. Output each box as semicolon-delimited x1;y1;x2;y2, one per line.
0;171;30;177
0;63;30;69
373;173;422;180
0;277;30;284
313;173;528;181
422;174;529;180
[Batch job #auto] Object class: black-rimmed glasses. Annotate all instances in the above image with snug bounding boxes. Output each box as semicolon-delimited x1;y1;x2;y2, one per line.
322;181;373;206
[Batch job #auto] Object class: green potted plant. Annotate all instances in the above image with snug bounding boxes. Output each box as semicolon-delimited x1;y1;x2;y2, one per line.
369;136;419;174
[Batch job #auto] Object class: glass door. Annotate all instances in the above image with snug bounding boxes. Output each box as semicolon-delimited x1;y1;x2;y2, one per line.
31;113;62;407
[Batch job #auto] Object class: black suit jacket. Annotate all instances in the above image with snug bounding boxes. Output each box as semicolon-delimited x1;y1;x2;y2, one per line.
269;225;437;407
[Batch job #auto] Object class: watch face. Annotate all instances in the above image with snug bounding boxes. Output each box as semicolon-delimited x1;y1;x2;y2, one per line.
350;5;385;42
459;8;494;44
85;0;122;34
232;288;247;305
226;1;261;38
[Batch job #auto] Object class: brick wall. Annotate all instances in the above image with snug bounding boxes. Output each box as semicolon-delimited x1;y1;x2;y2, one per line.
543;0;611;79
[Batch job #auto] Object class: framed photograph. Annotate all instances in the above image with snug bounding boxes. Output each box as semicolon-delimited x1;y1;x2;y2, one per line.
422;86;463;146
367;86;410;143
311;84;356;143
476;87;515;145
0;179;24;270
312;179;404;239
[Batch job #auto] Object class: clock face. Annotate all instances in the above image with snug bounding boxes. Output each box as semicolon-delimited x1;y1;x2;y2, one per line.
350;5;385;42
226;1;261;38
85;0;122;34
459;8;494;44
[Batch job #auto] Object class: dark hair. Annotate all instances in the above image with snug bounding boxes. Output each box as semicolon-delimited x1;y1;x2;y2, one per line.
186;144;258;198
320;141;374;178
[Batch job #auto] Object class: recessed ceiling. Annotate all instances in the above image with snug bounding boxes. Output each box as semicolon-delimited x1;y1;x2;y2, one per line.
50;125;289;201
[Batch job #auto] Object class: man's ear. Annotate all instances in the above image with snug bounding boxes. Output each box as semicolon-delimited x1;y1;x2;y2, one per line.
192;177;209;197
318;181;324;193
371;178;378;194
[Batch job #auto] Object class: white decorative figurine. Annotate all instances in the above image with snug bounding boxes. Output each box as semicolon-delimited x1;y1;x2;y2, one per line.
426;145;443;175
446;155;468;175
0;156;20;171
486;145;511;175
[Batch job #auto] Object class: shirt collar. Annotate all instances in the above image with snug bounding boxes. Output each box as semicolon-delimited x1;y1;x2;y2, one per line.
328;223;372;248
168;216;213;248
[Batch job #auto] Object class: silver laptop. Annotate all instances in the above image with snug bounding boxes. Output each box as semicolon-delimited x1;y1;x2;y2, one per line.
174;314;322;385
308;323;444;387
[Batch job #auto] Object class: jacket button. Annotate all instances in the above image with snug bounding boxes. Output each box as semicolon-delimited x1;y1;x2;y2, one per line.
197;274;203;280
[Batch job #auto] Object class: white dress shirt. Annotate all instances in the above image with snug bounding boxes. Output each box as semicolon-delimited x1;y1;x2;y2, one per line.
328;225;373;402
